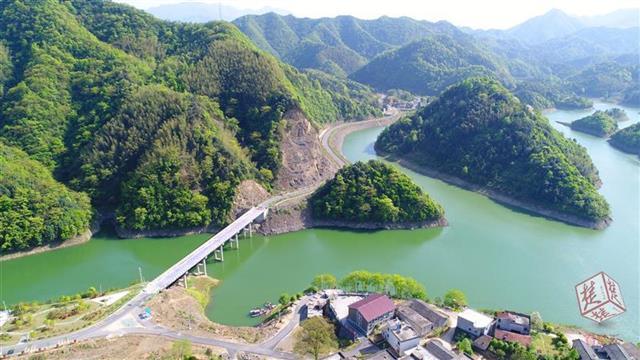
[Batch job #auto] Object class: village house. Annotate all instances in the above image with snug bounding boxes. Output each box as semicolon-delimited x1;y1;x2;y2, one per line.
347;293;396;335
572;339;599;360
382;318;421;357
396;300;449;336
496;311;531;335
407;339;465;360
457;309;494;338
326;293;366;339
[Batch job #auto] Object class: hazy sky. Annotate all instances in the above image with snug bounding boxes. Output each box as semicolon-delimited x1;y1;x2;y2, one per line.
114;0;638;29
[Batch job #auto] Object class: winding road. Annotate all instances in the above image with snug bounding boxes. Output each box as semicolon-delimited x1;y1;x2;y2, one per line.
0;111;400;359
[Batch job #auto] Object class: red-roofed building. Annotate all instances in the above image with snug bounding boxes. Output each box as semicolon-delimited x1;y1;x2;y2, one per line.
348;294;396;335
494;329;532;347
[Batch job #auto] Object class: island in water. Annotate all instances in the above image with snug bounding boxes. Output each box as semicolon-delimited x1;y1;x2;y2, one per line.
375;77;611;229
309;160;446;229
569;110;619;138
609;123;640;156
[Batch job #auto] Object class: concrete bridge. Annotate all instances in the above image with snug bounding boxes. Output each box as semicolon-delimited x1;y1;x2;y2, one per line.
144;206;269;294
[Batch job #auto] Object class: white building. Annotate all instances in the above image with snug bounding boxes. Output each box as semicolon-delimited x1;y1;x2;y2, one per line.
382;319;421;357
457;309;494;338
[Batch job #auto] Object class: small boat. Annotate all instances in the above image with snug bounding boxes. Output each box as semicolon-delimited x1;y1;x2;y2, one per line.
249;308;267;317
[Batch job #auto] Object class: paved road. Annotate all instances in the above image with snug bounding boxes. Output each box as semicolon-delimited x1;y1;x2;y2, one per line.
0;112;398;358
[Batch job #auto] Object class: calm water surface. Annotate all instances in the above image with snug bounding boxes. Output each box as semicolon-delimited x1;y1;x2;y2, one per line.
1;102;638;341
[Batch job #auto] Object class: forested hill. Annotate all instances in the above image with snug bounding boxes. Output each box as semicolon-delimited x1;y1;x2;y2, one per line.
310;160;444;226
351;34;514;96
375;78;610;227
233;13;459;77
0;0;380;251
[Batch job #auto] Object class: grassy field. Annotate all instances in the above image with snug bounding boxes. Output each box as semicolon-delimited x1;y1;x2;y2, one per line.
0;284;142;346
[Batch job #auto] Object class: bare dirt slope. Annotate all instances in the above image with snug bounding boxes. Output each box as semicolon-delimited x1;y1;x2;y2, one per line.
276;109;338;191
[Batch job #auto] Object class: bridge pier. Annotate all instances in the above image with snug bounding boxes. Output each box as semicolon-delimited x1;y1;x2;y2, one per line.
177;274;188;288
249;222;253;238
213;246;224;262
229;233;239;249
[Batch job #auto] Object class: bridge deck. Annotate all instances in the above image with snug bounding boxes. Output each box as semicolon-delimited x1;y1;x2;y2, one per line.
144;207;267;293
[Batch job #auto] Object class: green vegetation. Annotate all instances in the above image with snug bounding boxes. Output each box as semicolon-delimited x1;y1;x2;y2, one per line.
311;274;338;290
310;160;444;224
352;35;513;96
443;289;468;310
0;142;92;251
569;62;639;100
294;317;339;360
609;123;640;156
457;338;474;355
376;78;610;225
604;108;628;122
0;0;380;249
570;111;618;138
340;270;427;300
233;13;459;77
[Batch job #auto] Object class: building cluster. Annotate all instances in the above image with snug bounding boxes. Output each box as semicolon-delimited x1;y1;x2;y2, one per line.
307;291;638;360
455;309;533;350
572;339;637;360
320;292;463;359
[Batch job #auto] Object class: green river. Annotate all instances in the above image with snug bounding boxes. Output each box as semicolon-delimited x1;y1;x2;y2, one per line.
1;102;638;341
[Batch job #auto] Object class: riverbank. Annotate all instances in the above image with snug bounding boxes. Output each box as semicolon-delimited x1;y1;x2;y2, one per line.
148;275;296;345
381;154;611;230
0;227;95;262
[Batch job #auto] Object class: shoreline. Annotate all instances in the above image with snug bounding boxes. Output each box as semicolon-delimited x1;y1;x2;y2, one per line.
382;154;611;230
0;224;98;262
0;115;404;261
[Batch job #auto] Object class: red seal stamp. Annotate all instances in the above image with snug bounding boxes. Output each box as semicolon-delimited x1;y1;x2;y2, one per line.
575;272;625;323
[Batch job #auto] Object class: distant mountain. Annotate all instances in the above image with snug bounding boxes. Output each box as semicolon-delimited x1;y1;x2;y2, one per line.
581;8;639;29
233;14;459;77
350;34;514;96
472;8;639;45
506;9;584;44
147;2;289;22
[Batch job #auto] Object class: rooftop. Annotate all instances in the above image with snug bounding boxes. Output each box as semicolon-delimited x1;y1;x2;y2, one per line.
349;293;395;322
423;340;461;360
473;335;493;351
385;319;420;342
405;300;448;325
604;344;632;360
397;306;433;330
494;329;532;347
329;295;364;322
497;311;530;326
572;339;599;360
458;309;494;328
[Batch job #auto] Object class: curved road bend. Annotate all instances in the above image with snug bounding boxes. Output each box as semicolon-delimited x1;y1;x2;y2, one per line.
1;111;399;358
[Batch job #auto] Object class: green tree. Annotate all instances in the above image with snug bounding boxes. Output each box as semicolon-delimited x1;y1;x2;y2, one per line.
311;274;337;290
530;312;543;332
443;289;468;310
294;317;338;360
457;338;473;355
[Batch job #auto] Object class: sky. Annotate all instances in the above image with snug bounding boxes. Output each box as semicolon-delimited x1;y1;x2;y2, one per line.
114;0;638;29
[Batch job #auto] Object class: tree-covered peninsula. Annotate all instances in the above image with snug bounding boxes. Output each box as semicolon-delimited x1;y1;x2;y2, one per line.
0;142;92;251
310;160;445;227
570;111;618;138
609;123;640;156
376;78;610;228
